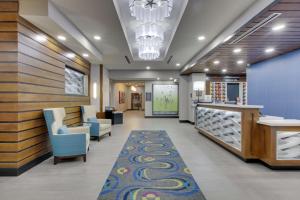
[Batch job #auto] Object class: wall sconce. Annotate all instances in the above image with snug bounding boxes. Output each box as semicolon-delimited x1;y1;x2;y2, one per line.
93;82;97;99
131;85;137;92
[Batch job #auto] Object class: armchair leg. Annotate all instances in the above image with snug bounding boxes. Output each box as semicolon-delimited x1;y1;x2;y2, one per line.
83;155;86;162
54;156;59;165
98;137;100;142
109;132;111;136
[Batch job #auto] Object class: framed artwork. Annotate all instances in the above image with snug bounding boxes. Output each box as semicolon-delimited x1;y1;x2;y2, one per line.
152;84;179;115
65;66;88;96
119;91;126;104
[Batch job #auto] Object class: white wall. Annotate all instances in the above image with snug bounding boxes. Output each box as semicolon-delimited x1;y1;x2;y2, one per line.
103;67;110;109
109;70;180;81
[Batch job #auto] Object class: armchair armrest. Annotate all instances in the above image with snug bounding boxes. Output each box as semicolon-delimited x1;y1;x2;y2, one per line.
51;133;86;157
97;119;112;125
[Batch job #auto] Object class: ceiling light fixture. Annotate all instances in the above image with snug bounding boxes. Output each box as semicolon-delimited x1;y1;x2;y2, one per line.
130;0;173;60
35;35;47;43
82;53;89;58
66;53;75;58
94;35;101;40
237;60;244;65
222;69;227;73
233;48;242;54
146;66;151;70
213;60;220;65
272;23;286;32
204;68;209;72
173;79;177;82
57;35;66;41
198;35;206;41
157;77;160;80
176;63;181;67
169;77;173;80
265;48;275;54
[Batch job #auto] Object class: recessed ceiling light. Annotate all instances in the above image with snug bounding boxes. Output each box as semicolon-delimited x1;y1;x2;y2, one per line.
174;79;178;82
57;35;66;41
222;69;227;73
35;35;47;42
169;77;173;80
94;35;101;40
233;48;242;54
204;68;209;72
237;60;244;65
213;60;220;65
146;66;151;70
198;35;206;41
82;53;89;58
272;24;286;32
265;48;275;54
66;53;75;58
157;77;160;81
223;34;234;43
176;63;181;67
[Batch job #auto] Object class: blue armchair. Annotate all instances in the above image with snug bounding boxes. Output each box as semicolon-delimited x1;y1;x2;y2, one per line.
43;108;90;164
81;105;112;141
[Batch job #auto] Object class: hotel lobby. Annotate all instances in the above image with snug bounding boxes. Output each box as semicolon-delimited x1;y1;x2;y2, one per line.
0;0;300;200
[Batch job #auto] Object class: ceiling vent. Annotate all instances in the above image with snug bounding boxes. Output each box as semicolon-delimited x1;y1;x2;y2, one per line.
125;56;131;64
167;55;173;64
230;13;282;44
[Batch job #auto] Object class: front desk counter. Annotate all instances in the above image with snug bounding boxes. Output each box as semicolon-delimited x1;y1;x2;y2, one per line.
195;103;263;160
256;120;300;168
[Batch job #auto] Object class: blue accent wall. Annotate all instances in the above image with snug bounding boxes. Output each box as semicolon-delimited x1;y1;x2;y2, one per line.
247;49;300;119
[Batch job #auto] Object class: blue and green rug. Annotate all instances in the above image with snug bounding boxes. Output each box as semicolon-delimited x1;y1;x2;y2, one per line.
98;130;206;200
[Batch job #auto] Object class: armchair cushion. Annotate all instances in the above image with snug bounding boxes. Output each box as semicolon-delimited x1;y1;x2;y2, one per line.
58;125;69;135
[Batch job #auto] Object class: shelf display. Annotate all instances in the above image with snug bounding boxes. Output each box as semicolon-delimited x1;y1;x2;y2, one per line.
210;82;247;104
277;131;300;160
196;107;242;150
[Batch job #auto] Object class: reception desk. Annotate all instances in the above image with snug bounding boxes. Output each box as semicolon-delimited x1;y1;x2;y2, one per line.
256;120;300;168
195;103;262;160
195;103;300;169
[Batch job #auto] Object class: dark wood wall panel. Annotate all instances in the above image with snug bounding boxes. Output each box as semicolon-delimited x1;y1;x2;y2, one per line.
0;1;91;174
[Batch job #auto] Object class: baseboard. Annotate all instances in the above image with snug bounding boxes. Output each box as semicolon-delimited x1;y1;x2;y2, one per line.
0;152;52;176
145;116;179;118
179;120;195;125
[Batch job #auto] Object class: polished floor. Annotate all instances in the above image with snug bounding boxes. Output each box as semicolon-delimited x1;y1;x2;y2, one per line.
0;111;299;200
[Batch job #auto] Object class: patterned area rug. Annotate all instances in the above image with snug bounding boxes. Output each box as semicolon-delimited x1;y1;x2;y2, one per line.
98;130;206;200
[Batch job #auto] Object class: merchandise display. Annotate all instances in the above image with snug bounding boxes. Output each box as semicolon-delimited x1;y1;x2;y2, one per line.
210;82;247;104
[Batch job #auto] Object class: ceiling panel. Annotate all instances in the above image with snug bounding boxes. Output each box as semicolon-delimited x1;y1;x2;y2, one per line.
183;0;300;75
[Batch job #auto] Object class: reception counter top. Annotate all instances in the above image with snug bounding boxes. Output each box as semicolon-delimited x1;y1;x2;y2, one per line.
197;103;264;109
257;119;300;127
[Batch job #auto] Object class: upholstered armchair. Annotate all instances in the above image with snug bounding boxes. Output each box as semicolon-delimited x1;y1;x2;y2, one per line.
81;105;112;141
43;108;90;164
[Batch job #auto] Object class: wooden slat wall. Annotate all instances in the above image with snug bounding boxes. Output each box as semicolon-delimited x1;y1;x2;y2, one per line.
0;1;91;171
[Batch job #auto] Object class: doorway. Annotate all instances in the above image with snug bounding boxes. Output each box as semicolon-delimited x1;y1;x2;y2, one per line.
131;93;142;110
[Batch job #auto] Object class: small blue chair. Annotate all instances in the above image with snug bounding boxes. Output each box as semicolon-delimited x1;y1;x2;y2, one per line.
43;108;90;164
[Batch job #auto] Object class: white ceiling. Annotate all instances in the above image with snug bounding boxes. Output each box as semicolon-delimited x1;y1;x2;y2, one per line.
20;0;269;71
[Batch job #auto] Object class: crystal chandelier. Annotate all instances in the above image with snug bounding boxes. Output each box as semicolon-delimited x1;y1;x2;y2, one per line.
129;0;173;23
129;0;173;60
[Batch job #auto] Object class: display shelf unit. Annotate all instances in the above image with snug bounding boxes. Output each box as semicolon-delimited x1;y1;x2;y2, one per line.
210;82;247;104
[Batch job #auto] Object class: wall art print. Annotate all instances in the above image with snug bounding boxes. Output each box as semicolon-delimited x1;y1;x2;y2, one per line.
119;91;126;104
